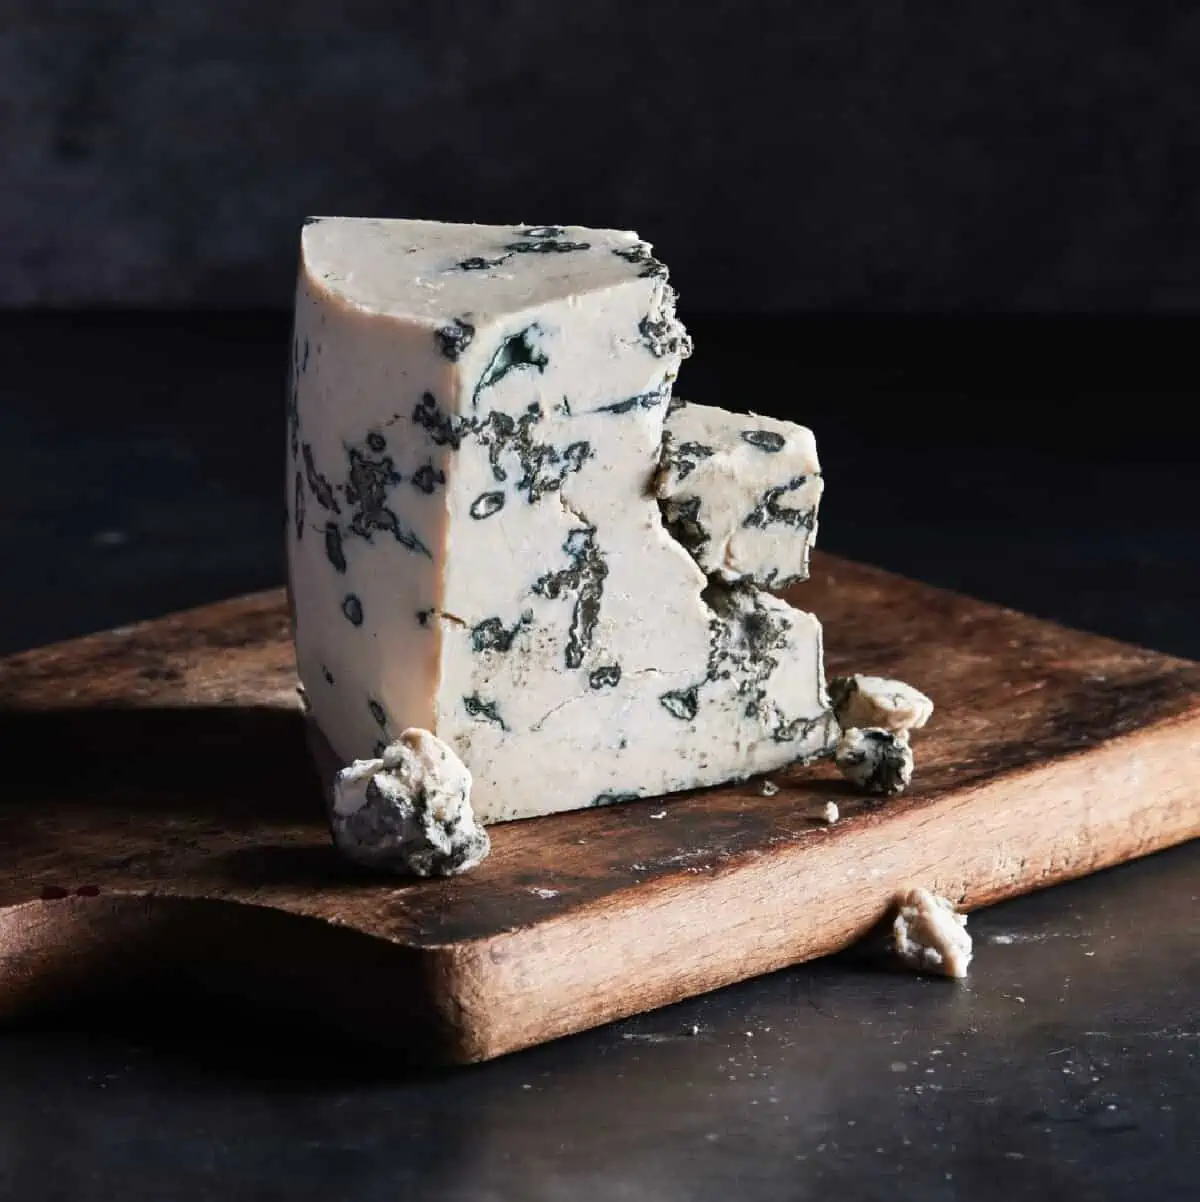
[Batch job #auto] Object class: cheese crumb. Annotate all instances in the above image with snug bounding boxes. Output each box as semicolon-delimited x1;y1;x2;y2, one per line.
758;779;781;797
817;800;839;824
331;728;489;876
892;888;972;978
834;727;914;795
829;675;933;735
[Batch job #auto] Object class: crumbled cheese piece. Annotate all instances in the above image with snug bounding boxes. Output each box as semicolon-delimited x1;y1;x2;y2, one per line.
758;779;780;797
829;675;933;735
288;218;837;823
655;401;822;587
834;727;913;795
817;800;839;824
891;888;972;978
331;728;489;876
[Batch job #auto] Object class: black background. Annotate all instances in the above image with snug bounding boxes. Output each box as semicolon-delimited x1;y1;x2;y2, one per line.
6;0;1200;313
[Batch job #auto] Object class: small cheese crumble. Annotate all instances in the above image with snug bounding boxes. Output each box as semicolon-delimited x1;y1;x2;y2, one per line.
834;727;914;795
892;888;972;979
817;800;839;824
758;779;781;797
331;728;489;876
829;675;933;735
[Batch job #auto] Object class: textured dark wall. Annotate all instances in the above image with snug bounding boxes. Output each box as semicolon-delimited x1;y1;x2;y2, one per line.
6;1;1200;312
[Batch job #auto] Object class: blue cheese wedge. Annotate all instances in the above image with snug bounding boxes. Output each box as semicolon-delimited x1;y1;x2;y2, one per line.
331;728;489;875
891;888;972;978
287;217;837;822
655;401;822;587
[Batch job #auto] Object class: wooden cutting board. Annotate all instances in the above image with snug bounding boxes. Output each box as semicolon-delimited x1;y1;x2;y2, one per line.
0;553;1196;1064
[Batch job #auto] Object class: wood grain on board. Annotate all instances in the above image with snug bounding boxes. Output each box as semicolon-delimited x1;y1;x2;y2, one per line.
0;553;1196;1063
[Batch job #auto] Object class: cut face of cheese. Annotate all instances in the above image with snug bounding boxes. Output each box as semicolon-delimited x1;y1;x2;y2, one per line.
287;218;836;822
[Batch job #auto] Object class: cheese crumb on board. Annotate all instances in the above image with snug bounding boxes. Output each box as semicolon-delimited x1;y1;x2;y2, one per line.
829;675;933;735
891;888;972;978
817;800;839;824
331;728;489;876
834;727;914;795
287;218;838;823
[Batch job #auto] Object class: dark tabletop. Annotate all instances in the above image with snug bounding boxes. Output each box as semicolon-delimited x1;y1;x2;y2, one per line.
0;314;1196;1201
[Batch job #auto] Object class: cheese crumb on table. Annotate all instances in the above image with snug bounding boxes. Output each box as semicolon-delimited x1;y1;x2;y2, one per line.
891;887;973;978
834;727;914;795
331;728;490;876
829;675;933;735
817;800;839;824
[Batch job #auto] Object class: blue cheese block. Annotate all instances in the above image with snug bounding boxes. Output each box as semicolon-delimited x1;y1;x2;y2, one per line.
286;217;837;822
656;401;823;588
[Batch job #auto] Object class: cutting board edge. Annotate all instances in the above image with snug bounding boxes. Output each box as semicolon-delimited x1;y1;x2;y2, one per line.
2;706;1195;1065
